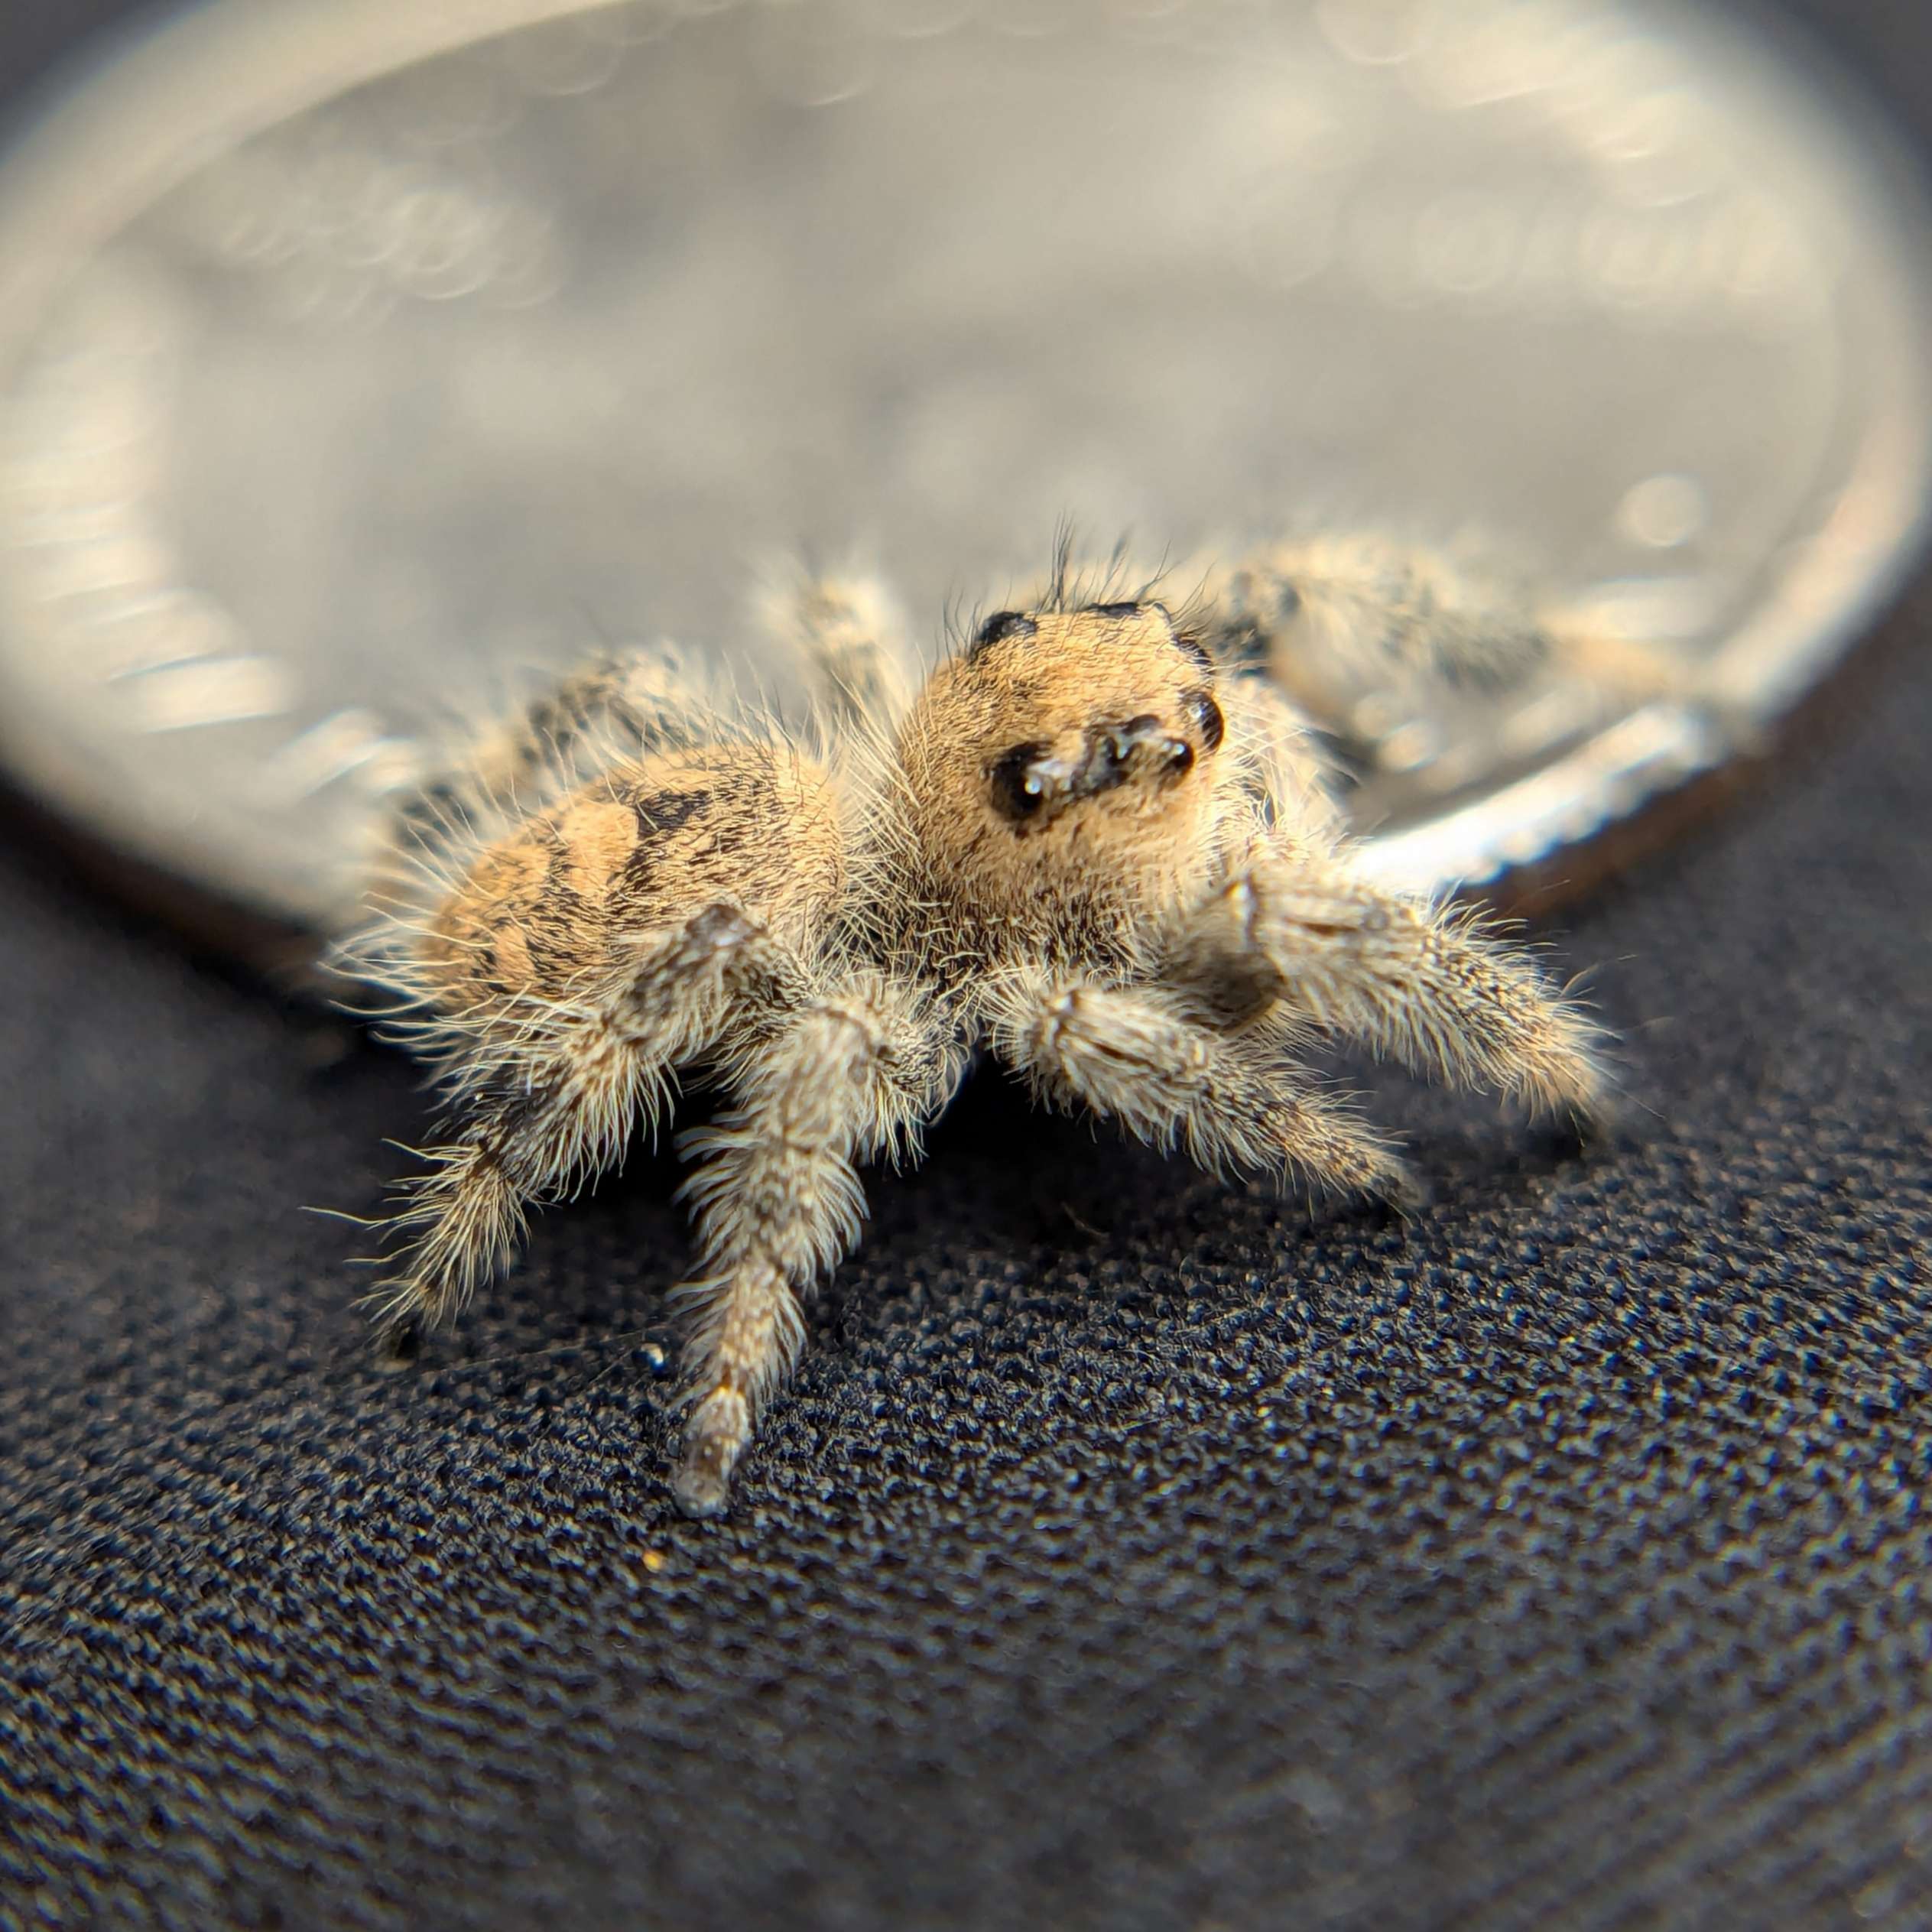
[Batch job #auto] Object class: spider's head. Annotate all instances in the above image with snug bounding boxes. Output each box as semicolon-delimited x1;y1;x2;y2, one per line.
898;599;1229;932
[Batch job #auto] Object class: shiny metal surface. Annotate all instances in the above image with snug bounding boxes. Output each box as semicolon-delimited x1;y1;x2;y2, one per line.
0;0;1926;926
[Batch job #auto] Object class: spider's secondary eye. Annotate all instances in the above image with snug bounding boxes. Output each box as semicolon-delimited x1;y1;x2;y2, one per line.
970;610;1038;657
1183;688;1226;753
987;742;1050;823
1130;599;1213;671
1172;630;1213;673
1084;600;1141;621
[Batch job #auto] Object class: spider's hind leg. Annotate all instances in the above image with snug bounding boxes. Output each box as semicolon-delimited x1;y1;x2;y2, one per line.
450;643;724;818
756;565;920;729
366;902;785;1343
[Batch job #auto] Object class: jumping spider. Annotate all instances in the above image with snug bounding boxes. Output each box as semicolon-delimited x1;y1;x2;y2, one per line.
339;538;1613;1518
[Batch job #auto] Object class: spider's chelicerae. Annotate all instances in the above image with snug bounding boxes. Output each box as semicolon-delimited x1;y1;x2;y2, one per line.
340;539;1613;1518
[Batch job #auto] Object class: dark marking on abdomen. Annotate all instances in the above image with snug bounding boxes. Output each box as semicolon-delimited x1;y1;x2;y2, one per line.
628;787;713;843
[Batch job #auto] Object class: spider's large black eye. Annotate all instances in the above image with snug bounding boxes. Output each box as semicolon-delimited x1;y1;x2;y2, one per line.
986;742;1048;823
1183;687;1225;753
969;610;1037;658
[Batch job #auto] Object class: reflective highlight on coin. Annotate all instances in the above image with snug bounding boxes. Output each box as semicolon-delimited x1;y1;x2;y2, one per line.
0;0;1926;930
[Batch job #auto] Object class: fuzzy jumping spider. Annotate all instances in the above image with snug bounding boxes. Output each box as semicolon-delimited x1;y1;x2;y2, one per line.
339;540;1612;1518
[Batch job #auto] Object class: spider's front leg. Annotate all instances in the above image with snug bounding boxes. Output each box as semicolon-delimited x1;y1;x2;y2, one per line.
985;963;1417;1207
1174;841;1612;1122
670;972;961;1518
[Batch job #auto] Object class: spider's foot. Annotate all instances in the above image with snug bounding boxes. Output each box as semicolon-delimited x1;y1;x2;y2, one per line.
375;1318;422;1372
671;1388;750;1519
1375;1160;1433;1217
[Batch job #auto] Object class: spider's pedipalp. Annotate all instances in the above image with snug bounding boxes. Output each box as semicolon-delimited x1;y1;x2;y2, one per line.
986;963;1417;1207
1213;671;1346;848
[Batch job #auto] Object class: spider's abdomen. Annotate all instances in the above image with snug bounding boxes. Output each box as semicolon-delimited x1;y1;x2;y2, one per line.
417;744;843;1011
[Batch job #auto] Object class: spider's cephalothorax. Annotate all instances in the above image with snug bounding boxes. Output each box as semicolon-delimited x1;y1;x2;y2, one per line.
888;599;1228;967
338;550;1613;1518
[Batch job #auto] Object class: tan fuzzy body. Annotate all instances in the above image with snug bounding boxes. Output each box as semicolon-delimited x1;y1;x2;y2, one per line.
333;536;1620;1521
418;747;846;1012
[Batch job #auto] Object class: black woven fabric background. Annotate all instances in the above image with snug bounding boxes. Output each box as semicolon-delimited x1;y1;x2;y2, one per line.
4;5;1930;1928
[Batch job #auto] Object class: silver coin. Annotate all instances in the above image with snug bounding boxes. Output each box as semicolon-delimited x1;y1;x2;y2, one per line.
0;0;1926;935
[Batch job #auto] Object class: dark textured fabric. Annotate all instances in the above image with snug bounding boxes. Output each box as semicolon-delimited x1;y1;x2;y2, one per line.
3;5;1931;1929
